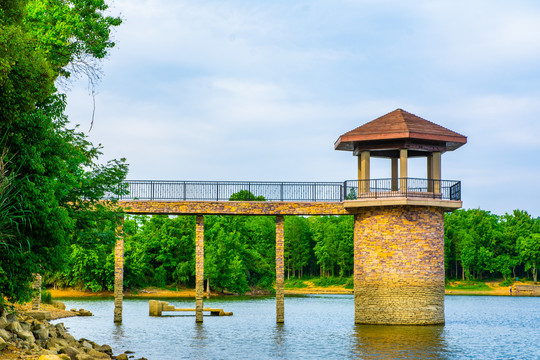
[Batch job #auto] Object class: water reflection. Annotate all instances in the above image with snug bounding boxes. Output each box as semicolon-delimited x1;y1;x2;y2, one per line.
112;323;125;343
352;324;448;359
272;323;286;357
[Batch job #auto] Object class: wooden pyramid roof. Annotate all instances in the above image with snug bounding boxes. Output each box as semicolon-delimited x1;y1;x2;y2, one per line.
334;109;467;153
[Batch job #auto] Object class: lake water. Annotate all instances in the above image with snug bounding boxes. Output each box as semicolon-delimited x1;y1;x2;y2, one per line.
52;295;540;359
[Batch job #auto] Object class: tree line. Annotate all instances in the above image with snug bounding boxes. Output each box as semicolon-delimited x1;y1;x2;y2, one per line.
445;209;540;283
43;208;540;295
46;214;354;294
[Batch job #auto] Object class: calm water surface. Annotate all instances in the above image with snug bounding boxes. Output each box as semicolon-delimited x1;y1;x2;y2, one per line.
53;295;540;359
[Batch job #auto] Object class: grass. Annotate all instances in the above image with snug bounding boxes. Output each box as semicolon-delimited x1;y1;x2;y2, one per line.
284;276;354;289
284;278;308;289
445;280;492;291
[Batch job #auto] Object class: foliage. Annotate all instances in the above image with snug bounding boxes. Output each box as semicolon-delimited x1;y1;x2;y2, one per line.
444;209;540;281
41;289;52;304
345;188;357;200
228;190;266;201
284;278;308;289
0;0;124;305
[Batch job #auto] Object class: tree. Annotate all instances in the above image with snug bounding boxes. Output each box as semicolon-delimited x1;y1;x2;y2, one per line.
229;190;265;201
518;233;540;284
0;0;125;305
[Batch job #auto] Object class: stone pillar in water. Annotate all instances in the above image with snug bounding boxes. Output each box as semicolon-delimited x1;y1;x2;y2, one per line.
275;215;284;323
354;206;445;325
31;273;42;310
114;218;124;323
195;215;204;323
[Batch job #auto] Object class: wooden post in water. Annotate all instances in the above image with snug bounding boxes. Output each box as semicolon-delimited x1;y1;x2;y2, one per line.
275;215;284;323
114;217;124;323
195;215;204;323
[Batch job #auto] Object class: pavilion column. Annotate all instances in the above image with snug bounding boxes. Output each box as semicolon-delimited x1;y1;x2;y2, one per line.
427;153;434;192
195;215;204;323
391;158;398;191
114;217;124;323
353;213;361;324
399;149;408;193
359;151;370;194
31;274;42;311
433;152;441;194
275;215;285;323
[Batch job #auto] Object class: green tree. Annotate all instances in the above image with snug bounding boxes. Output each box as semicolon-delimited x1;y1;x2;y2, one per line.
229;190;265;201
519;233;540;284
0;0;124;304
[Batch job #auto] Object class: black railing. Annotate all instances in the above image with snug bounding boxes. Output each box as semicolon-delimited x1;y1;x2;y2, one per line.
343;178;461;200
116;178;461;202
120;180;345;202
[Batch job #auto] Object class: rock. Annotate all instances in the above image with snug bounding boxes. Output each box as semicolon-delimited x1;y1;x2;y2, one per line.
52;301;66;310
86;348;111;359
33;327;50;340
115;354;129;360
0;328;11;341
38;355;66;360
59;345;81;360
76;309;93;317
75;354;94;360
26;310;52;321
64;334;77;344
80;340;93;349
0;336;7;351
46;337;69;350
20;321;32;331
95;344;112;355
17;329;36;342
6;321;23;334
0;315;8;329
6;312;17;323
55;323;68;337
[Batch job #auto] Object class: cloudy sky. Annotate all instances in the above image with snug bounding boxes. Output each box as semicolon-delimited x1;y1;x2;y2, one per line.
65;0;540;216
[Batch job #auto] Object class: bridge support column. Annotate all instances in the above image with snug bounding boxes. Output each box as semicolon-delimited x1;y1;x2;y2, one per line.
195;215;204;323
275;215;284;323
114;217;124;323
354;206;445;325
31;273;42;310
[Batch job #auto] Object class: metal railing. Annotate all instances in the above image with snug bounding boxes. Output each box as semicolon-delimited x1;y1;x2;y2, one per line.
343;178;461;201
120;180;345;202
114;178;461;202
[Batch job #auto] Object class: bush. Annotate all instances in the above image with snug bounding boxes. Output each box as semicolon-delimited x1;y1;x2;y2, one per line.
41;290;52;304
500;278;513;287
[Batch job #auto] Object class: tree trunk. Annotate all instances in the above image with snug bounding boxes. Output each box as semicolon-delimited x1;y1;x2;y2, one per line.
534;266;537;284
206;278;210;298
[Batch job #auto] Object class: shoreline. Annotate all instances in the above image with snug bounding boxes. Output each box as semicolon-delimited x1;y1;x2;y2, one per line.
46;281;538;299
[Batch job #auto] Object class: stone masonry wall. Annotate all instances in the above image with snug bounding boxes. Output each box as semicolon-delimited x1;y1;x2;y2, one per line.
114;219;124;323
275;216;284;323
195;215;204;323
353;206;445;325
118;200;347;216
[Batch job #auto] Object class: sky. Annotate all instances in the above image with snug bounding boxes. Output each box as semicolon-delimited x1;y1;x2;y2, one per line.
65;0;540;217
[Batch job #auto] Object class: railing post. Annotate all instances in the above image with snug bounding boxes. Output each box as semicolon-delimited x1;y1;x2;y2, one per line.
313;183;316;202
150;181;154;200
280;182;284;201
183;181;187;201
216;182;219;201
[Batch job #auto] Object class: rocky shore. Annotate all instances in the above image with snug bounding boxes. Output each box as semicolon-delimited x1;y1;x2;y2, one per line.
0;308;144;360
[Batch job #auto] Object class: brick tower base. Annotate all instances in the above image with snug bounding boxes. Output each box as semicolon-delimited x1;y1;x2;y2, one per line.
353;206;445;325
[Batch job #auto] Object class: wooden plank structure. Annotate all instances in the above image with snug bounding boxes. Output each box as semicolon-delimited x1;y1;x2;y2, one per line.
149;300;233;317
514;285;540;295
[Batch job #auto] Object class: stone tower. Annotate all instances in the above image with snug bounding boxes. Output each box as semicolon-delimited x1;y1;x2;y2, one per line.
335;109;467;325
